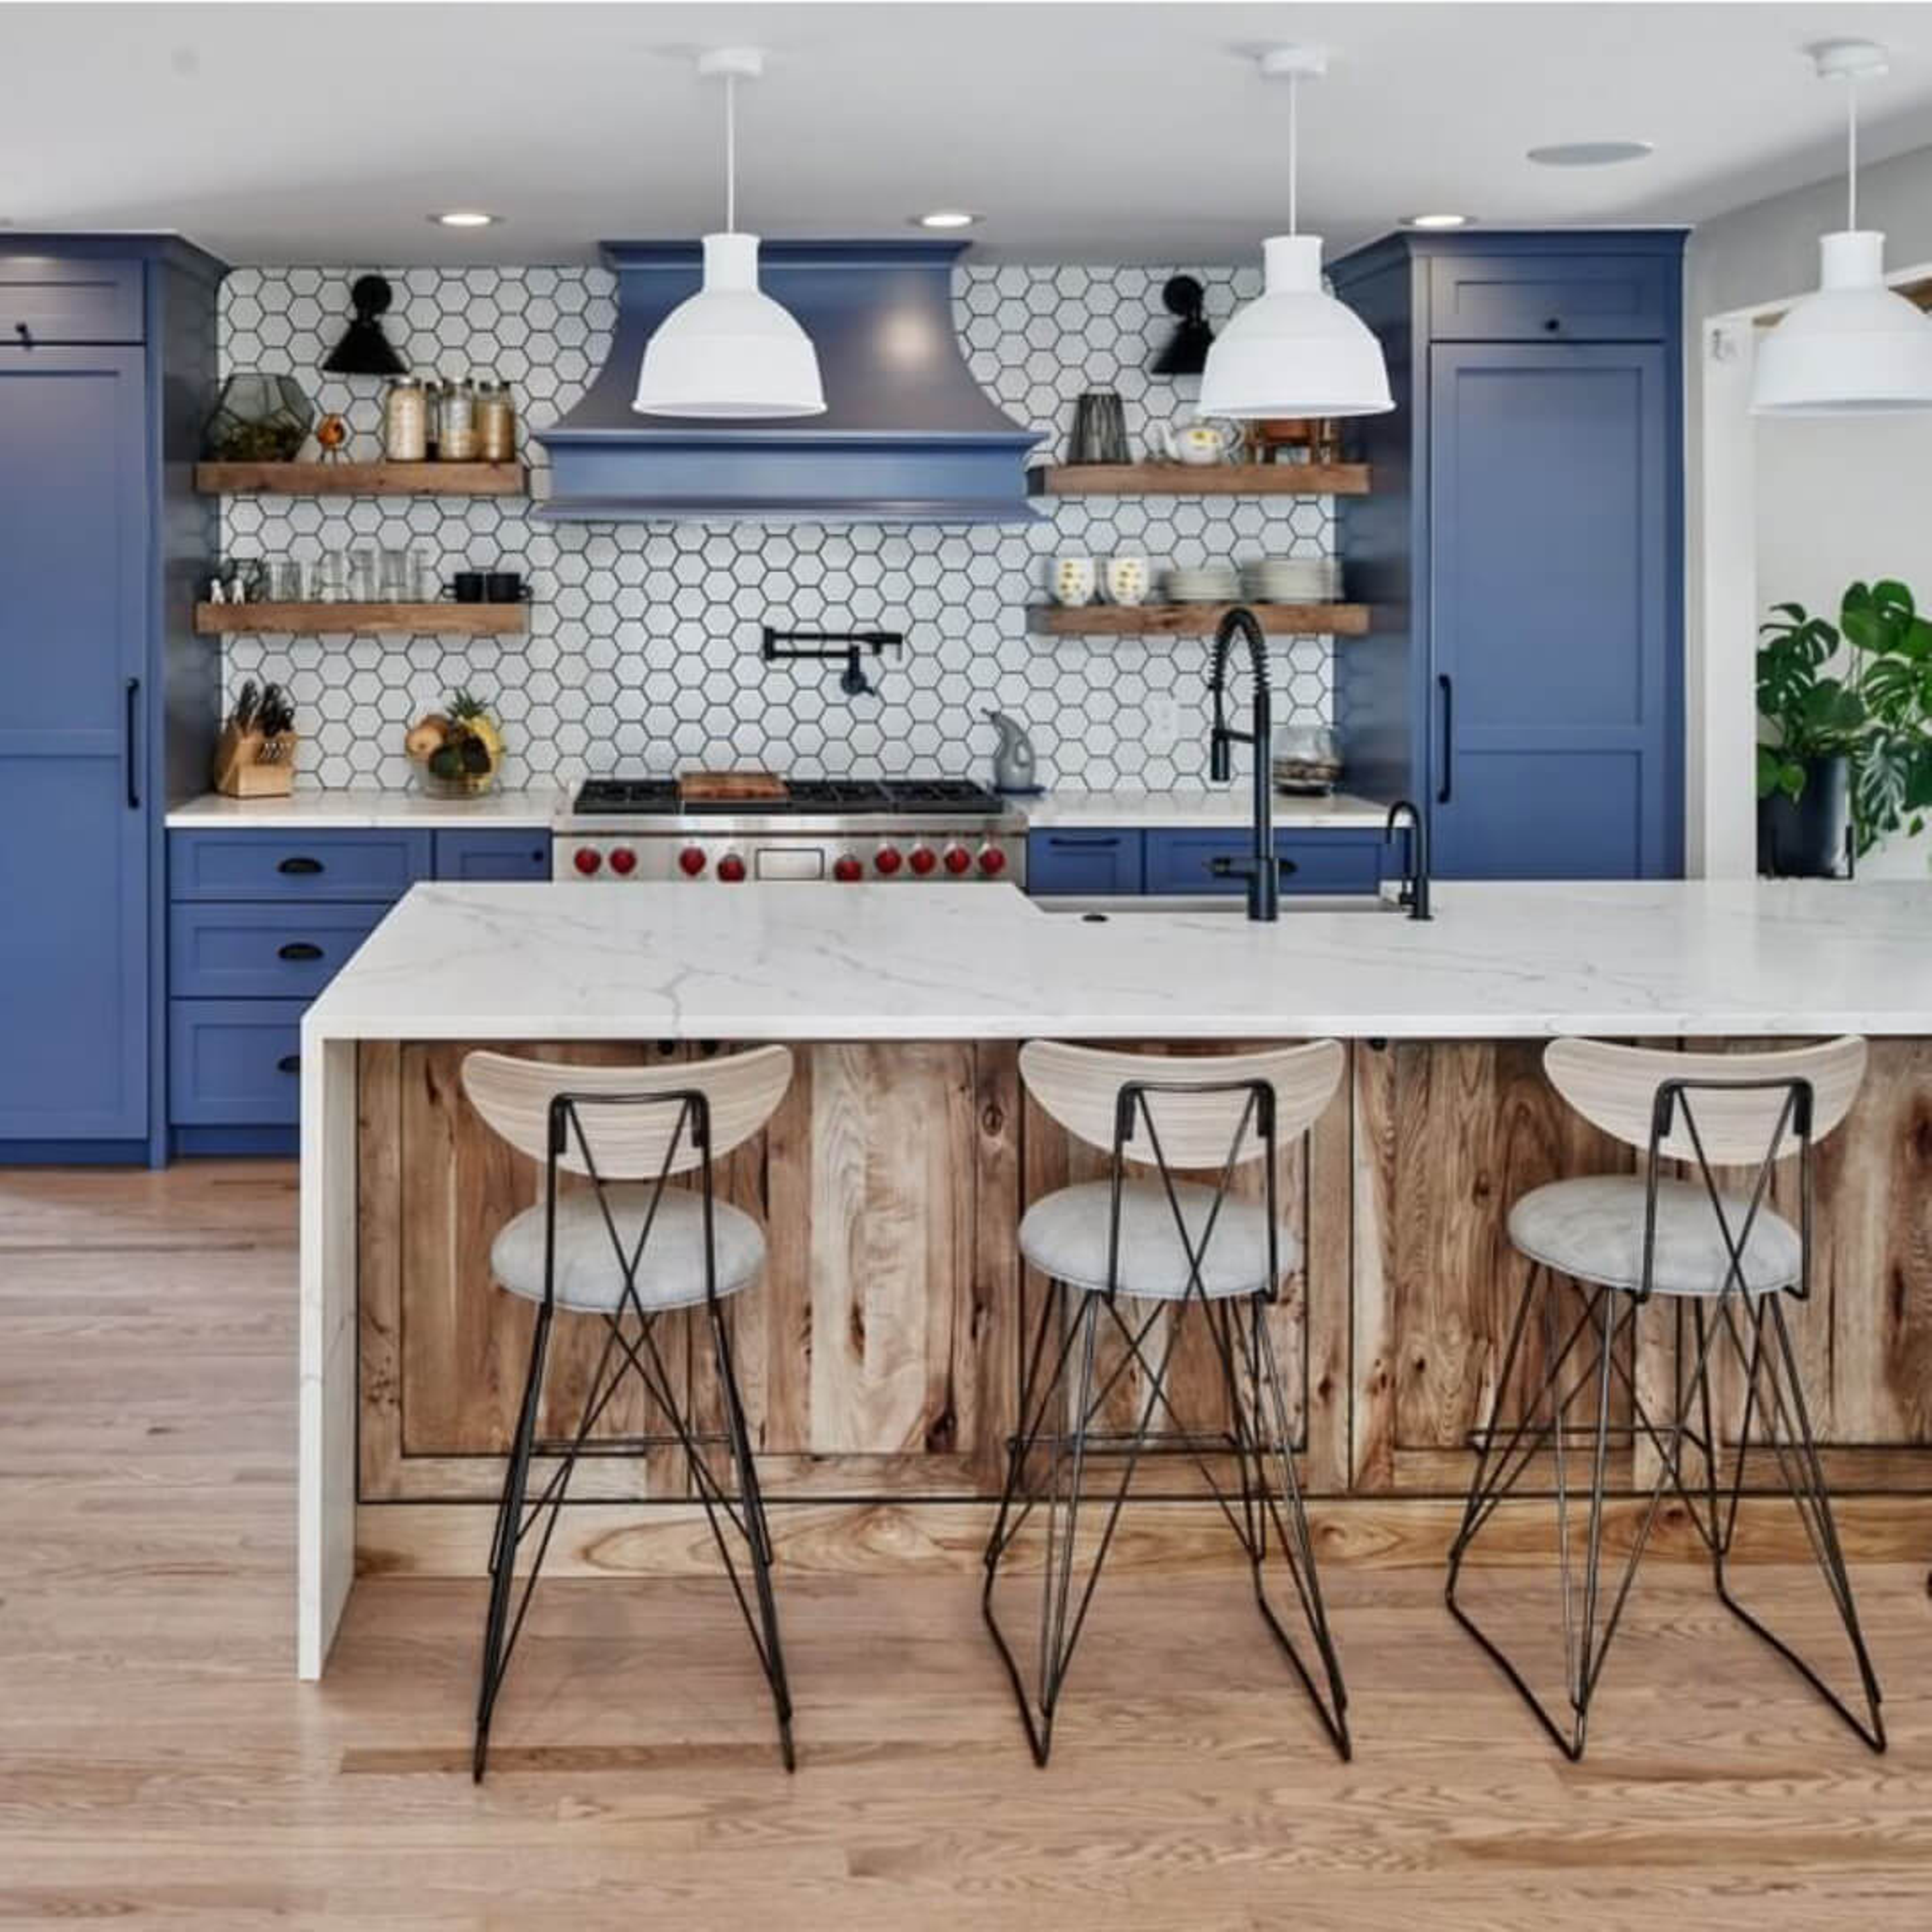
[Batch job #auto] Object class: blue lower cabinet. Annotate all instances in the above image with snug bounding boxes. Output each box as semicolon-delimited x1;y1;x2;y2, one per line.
169;902;387;1000
168;1000;305;1126
1025;829;1144;895
1144;830;1389;897
434;829;552;880
170;828;432;901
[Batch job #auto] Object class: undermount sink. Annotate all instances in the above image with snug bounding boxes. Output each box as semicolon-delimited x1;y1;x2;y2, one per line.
1035;891;1410;918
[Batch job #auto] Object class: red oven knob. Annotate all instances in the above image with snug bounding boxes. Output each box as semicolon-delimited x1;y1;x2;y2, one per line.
834;853;863;882
942;844;972;875
977;845;1007;876
608;846;637;876
573;846;601;876
908;846;938;876
677;845;706;876
873;844;903;876
716;852;747;882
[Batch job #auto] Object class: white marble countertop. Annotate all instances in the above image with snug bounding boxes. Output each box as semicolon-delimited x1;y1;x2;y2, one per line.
301;878;1932;1046
166;787;564;830
1021;789;1392;830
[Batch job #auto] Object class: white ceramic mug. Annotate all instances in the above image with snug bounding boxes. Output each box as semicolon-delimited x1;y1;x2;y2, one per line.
1160;418;1243;466
1103;554;1149;606
1051;554;1097;605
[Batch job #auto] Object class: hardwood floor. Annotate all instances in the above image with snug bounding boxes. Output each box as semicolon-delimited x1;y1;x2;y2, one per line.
4;1161;1932;1929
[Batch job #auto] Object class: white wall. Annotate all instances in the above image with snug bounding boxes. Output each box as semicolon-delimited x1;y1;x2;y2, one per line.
1754;412;1932;875
1685;141;1932;877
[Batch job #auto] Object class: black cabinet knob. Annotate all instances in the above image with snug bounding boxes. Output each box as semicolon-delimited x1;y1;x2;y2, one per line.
277;1053;301;1075
278;941;324;961
1544;317;1562;333
277;855;324;875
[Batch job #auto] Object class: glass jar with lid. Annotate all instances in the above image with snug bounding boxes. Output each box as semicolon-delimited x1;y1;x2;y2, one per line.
382;375;428;462
438;377;479;461
475;379;516;463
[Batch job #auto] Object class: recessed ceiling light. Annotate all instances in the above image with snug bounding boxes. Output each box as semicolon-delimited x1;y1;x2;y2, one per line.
1403;213;1472;230
1526;140;1654;168
429;210;501;229
913;210;980;230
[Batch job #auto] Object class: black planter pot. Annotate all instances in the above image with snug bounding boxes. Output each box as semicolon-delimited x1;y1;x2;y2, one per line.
1757;753;1852;877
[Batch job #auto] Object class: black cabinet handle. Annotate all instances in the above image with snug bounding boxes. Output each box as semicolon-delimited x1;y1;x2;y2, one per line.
14;321;31;348
1436;674;1454;806
278;941;324;961
277;855;324;875
1045;833;1123;848
124;678;140;810
277;1053;301;1075
1544;316;1562;333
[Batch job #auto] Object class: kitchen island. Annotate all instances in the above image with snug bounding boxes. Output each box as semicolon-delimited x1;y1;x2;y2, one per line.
298;879;1932;1675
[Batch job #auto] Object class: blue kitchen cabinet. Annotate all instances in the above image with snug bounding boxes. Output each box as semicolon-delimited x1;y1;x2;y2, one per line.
1328;230;1684;880
0;239;224;1162
168;999;306;1128
1025;830;1144;895
1144;830;1390;898
434;829;553;880
171;828;433;900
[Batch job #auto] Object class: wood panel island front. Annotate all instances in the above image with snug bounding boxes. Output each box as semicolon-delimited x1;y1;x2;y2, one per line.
297;879;1932;1676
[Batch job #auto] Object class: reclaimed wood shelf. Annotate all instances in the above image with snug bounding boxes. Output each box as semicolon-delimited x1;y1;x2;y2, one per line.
1029;602;1370;638
194;601;526;637
195;460;526;497
1029;462;1370;498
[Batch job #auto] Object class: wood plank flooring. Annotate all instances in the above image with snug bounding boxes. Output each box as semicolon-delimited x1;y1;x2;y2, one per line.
4;1161;1932;1929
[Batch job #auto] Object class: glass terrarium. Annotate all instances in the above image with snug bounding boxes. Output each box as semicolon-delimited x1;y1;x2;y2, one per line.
202;375;315;462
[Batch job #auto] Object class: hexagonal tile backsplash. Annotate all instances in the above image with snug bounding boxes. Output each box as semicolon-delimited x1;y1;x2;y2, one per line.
219;263;1336;792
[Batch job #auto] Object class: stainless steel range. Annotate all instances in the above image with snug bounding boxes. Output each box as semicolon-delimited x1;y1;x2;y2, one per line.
553;778;1027;887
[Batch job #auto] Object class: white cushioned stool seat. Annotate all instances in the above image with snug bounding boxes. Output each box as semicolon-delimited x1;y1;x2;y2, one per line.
490;1186;766;1312
1019;1179;1299;1300
1508;1174;1802;1297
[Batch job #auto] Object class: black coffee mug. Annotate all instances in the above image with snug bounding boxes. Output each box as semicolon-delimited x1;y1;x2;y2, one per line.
485;571;527;602
451;570;488;603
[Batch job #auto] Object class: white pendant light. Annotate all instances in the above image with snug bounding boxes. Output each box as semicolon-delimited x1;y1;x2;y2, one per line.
1199;46;1392;421
634;47;825;420
1752;40;1932;417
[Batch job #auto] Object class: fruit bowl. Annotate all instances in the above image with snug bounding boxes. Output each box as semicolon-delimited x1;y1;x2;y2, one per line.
405;688;504;799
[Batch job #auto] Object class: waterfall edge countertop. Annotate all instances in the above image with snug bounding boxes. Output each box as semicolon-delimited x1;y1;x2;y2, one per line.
301;878;1932;1045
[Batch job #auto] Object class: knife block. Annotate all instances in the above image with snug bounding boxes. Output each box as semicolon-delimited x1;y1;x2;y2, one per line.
212;723;299;797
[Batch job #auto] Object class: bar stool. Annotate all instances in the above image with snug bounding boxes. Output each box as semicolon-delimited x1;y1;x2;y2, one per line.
983;1039;1350;1765
460;1046;795;1780
1447;1035;1885;1759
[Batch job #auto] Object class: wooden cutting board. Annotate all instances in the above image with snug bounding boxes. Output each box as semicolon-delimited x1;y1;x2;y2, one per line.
678;770;788;803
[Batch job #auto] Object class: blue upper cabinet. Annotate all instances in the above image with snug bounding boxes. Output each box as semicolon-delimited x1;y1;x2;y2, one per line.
1329;232;1685;880
0;238;224;1163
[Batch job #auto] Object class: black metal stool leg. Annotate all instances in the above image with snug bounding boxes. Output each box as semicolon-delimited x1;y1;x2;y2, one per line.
474;1301;552;1781
1698;1295;1885;1751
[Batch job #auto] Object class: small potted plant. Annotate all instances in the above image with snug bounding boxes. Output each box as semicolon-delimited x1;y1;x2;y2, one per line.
1757;581;1932;875
405;687;505;797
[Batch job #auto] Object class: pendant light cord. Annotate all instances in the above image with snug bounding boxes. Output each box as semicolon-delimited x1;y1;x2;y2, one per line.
1288;70;1300;236
725;71;739;232
1846;73;1858;230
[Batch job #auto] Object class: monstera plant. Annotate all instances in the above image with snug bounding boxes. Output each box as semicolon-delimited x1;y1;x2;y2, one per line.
1757;581;1932;872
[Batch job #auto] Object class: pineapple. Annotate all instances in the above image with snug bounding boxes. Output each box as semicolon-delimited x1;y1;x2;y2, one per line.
447;688;503;770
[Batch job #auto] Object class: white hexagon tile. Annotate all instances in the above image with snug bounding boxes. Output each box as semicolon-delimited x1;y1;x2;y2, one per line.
217;263;1337;792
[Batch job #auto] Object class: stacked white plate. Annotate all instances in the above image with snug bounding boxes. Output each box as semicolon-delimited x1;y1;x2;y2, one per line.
1242;556;1342;603
1163;563;1243;603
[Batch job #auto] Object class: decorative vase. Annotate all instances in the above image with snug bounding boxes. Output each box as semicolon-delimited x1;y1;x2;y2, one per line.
1757;753;1852;877
202;375;315;462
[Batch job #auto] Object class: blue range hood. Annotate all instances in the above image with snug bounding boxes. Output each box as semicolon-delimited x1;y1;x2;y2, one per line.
536;238;1043;523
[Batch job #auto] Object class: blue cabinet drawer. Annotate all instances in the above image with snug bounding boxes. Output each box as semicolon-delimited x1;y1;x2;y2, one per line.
1428;255;1671;342
1026;830;1145;896
1145;830;1388;897
434;829;552;881
0;256;144;344
169;1000;305;1125
170;829;432;902
168;902;386;999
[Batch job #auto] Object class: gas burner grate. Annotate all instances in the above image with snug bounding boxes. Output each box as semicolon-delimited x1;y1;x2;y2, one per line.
571;775;1007;817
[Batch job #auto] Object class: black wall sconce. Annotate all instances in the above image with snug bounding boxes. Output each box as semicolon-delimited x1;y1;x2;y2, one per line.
323;274;409;377
762;626;903;697
1150;274;1216;377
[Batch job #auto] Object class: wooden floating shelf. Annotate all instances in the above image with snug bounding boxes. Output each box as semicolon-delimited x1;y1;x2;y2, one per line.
1029;462;1371;498
194;460;527;497
194;601;527;637
1030;602;1370;638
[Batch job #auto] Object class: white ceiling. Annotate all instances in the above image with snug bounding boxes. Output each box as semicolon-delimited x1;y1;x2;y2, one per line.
4;2;1930;266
